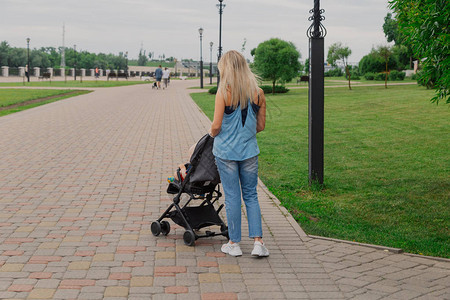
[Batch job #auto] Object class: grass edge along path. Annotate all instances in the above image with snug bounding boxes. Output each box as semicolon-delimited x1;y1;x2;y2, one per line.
0;80;150;88
0;89;92;117
190;84;450;258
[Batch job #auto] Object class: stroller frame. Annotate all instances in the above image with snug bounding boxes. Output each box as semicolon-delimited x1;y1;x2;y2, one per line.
151;135;228;246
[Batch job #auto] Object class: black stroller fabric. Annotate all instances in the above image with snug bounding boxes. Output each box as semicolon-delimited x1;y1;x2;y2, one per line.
152;134;228;246
189;134;220;185
167;134;220;195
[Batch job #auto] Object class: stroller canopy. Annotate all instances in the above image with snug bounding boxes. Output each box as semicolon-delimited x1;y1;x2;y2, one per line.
189;134;220;185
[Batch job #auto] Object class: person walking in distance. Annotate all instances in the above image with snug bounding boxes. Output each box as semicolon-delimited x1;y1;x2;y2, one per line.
155;65;163;89
162;67;170;89
209;50;268;257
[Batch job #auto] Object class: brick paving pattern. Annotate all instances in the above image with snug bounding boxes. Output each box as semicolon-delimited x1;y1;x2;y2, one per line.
0;80;448;299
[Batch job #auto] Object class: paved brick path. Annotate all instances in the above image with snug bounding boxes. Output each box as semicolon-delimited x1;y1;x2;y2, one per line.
0;80;448;299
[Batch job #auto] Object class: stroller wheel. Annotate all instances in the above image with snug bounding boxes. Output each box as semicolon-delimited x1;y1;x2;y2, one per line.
151;221;162;236
160;221;171;236
183;230;196;246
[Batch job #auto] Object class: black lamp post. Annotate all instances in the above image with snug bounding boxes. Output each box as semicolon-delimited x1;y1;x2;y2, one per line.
125;51;128;76
209;41;213;84
73;44;77;81
198;27;204;89
26;38;30;82
307;0;327;185
216;0;225;87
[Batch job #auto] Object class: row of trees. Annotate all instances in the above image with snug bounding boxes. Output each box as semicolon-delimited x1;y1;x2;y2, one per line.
250;38;408;94
133;50;175;66
0;41;128;70
0;41;176;70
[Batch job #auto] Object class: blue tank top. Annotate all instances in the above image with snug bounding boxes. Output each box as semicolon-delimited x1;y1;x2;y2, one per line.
213;99;260;161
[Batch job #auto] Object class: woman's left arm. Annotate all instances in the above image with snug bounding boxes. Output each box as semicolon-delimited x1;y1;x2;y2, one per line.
256;89;266;133
209;91;225;137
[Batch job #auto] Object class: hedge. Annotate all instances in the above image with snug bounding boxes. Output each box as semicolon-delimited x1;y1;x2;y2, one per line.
388;70;406;81
324;68;344;77
364;72;376;80
259;85;289;94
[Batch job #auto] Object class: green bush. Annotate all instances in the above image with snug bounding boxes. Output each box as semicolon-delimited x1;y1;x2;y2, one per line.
259;85;289;94
375;72;386;81
389;70;406;81
364;72;376;80
349;70;361;80
389;70;398;80
397;72;406;81
324;68;343;77
350;74;361;80
208;86;218;94
359;50;398;74
359;54;385;74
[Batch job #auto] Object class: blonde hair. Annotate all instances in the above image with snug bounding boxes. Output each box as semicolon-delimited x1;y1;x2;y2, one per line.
217;50;259;109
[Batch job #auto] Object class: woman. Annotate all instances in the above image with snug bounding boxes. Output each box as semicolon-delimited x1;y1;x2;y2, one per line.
209;50;268;257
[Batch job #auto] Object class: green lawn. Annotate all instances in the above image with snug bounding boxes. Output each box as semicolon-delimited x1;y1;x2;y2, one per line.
266;76;417;87
0;80;150;88
191;84;450;258
0;89;91;116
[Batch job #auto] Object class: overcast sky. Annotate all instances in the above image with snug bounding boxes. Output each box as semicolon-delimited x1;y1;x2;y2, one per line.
1;0;393;64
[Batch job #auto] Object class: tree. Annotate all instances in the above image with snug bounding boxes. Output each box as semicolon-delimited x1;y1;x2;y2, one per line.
389;0;449;104
383;13;415;69
8;47;27;68
0;40;132;71
327;42;352;89
392;44;410;70
359;47;397;75
0;41;10;66
383;13;400;44
253;38;301;94
137;49;148;66
376;46;393;89
30;49;50;68
304;58;310;74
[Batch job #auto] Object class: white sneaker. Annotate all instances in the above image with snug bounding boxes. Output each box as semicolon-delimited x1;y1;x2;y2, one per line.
221;242;242;256
251;241;269;257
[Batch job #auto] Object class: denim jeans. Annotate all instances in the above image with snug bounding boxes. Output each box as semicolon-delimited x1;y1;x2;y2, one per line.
215;156;262;243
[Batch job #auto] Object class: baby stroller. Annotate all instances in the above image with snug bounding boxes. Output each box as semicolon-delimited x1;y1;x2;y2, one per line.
151;134;228;246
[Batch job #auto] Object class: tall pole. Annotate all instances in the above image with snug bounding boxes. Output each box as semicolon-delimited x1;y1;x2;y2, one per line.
73;44;77;81
26;38;30;82
199;27;204;89
217;0;224;87
307;0;327;185
61;23;66;68
125;51;128;76
210;42;213;84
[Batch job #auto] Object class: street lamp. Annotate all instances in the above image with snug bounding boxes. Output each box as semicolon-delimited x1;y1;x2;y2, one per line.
174;58;178;77
307;0;327;185
73;44;77;81
198;27;204;89
26;38;30;82
209;42;213;84
216;0;225;87
125;51;128;76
